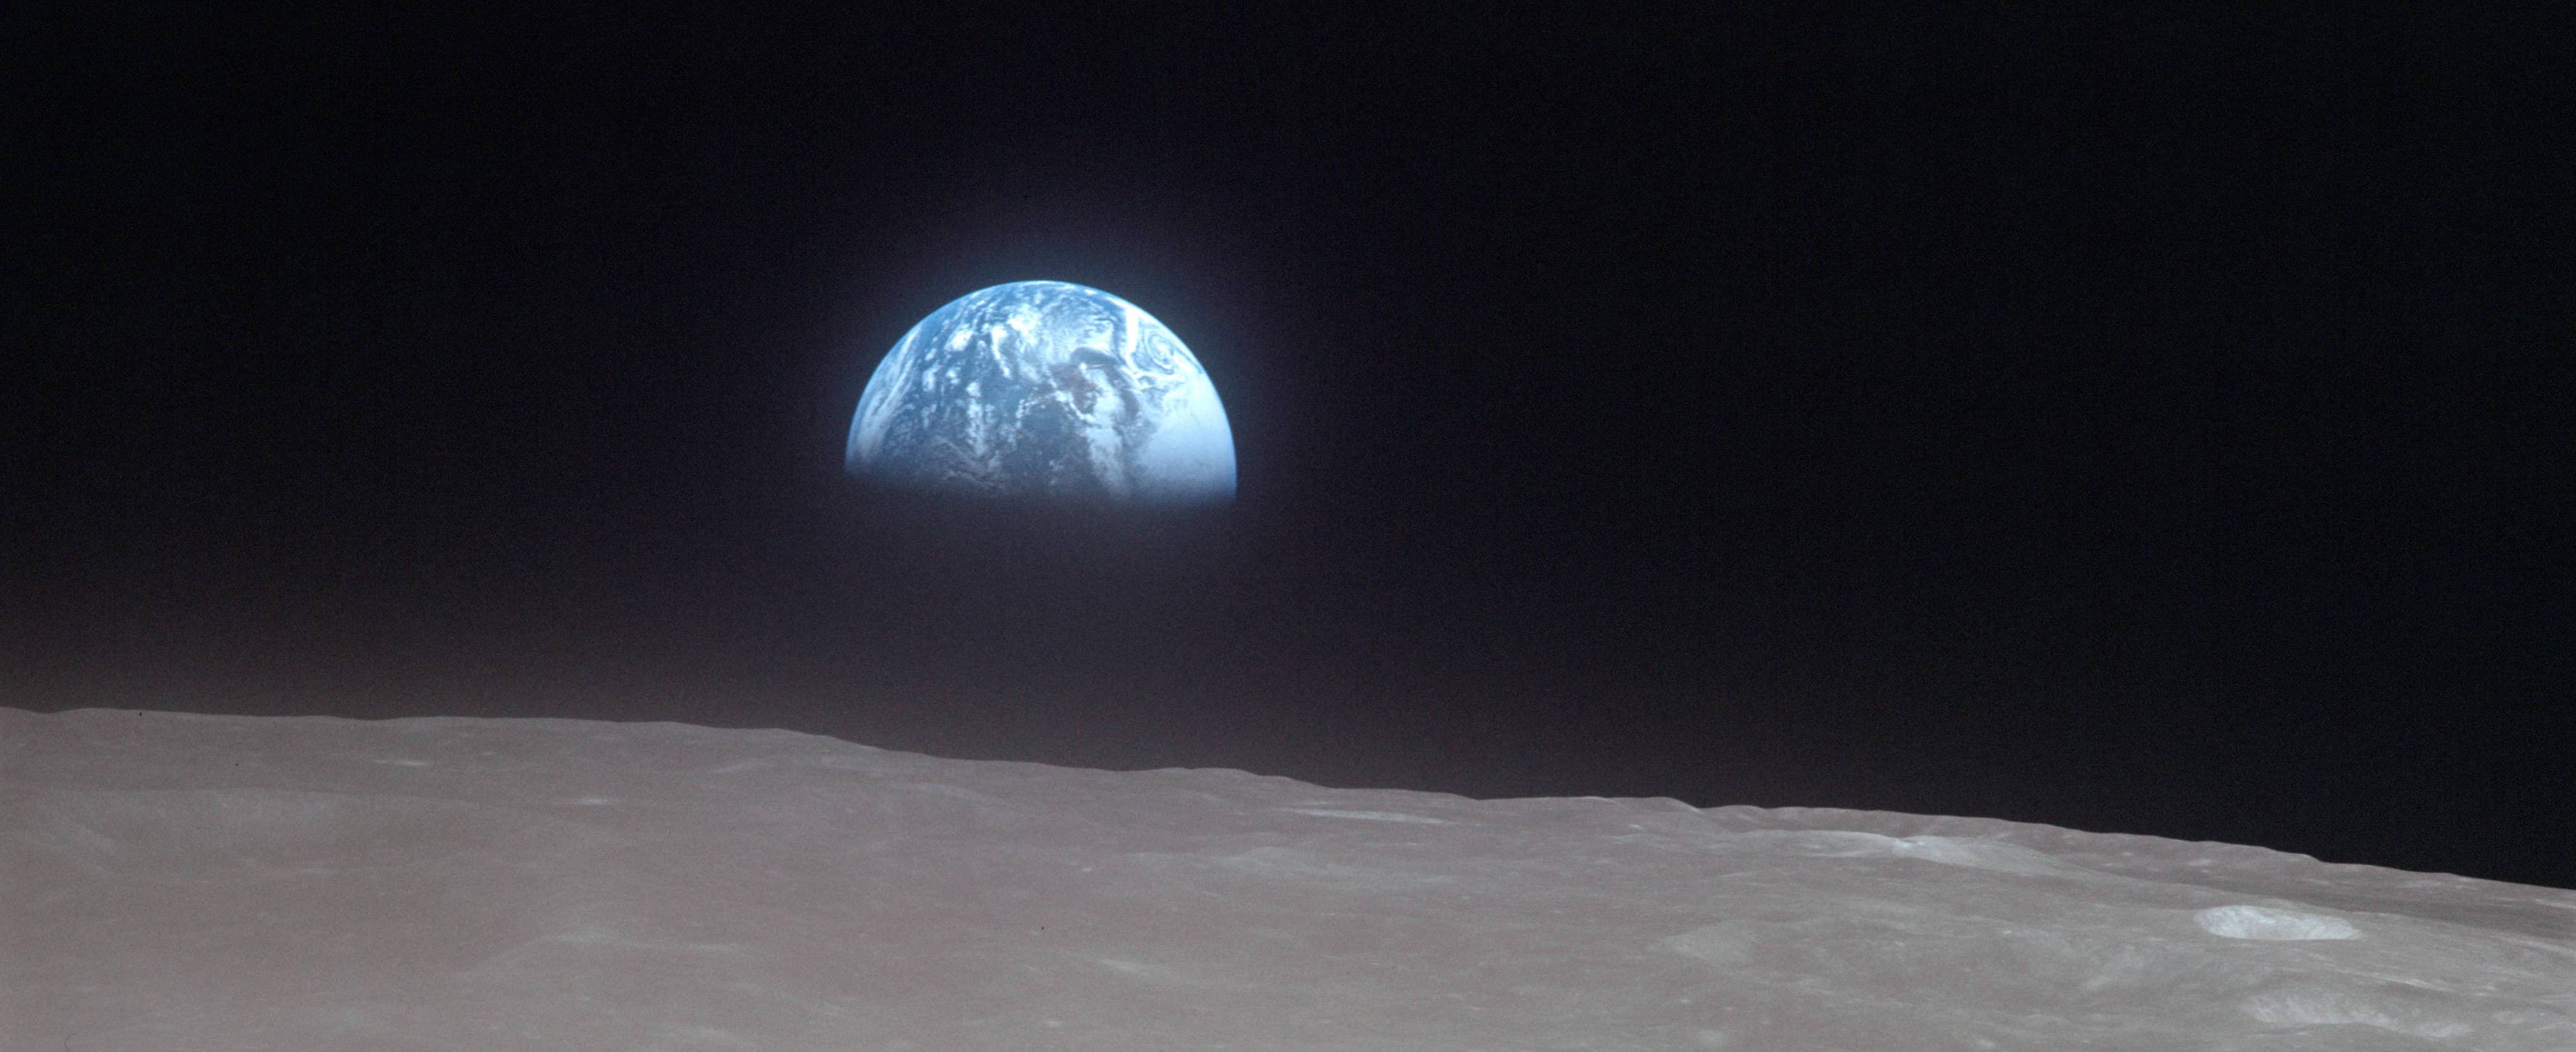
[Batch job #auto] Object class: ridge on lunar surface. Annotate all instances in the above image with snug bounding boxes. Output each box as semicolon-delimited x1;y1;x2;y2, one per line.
5;707;2571;1051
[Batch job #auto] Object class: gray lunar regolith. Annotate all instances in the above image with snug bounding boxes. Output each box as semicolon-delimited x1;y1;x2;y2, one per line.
5;707;2570;1051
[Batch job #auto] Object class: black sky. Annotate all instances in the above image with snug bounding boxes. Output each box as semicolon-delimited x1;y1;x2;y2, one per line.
8;8;2570;888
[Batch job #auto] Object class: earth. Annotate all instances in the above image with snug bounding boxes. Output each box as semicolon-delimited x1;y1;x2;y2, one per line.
845;281;1236;503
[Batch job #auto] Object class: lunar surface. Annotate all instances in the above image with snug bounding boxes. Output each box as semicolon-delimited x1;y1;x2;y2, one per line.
846;281;1236;503
6;707;2570;1051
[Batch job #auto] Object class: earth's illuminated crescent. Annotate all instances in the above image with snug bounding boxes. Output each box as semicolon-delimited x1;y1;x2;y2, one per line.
847;281;1236;503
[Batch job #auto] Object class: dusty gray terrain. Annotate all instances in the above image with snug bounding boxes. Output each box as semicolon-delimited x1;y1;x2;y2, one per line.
6;707;2570;1051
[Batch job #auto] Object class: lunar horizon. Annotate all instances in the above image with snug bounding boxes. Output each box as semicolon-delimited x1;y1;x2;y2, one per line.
7;706;2570;1051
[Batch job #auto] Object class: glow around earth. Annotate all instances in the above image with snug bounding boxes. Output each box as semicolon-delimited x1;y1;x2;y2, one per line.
846;281;1236;503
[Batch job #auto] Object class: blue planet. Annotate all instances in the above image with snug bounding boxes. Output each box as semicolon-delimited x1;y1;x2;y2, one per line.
847;281;1236;503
